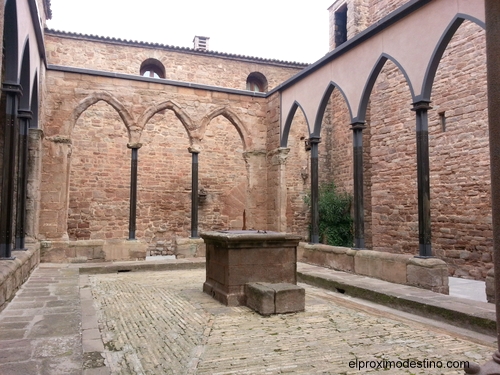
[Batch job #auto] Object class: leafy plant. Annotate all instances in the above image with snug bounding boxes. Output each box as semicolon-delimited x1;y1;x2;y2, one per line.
305;181;353;247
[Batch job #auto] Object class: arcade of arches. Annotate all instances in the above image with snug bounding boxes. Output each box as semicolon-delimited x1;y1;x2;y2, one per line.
0;0;493;283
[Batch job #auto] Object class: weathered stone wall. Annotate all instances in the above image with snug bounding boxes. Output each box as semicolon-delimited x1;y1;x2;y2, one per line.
36;0;492;277
45;32;305;92
429;21;490;279
325;1;491;279
40;67;273;257
368;60;418;254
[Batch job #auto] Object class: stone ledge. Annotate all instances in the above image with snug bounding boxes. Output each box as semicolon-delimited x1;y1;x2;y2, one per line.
245;282;305;316
40;239;147;262
0;243;40;311
297;263;495;336
298;242;449;294
175;237;206;258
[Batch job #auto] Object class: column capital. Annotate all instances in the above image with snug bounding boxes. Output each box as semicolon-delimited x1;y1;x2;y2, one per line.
188;146;201;154
127;143;142;149
350;122;366;131
308;136;321;144
1;81;22;96
18;109;33;120
411;100;432;111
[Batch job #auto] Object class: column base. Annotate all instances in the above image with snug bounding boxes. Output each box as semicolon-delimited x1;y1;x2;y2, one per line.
464;351;500;374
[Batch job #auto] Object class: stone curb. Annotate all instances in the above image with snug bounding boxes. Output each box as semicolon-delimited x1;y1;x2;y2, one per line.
76;259;206;274
297;263;496;336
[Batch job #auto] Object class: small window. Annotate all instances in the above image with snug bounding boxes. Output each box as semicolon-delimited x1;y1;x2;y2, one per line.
246;72;268;93
335;4;348;47
439;111;446;132
140;58;165;79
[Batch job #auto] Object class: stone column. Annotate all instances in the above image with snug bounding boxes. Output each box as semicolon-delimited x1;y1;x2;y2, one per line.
189;146;200;238
127;143;141;240
411;101;432;258
270;147;290;232
309;136;321;244
464;2;500;373
0;82;21;259
14;109;31;250
26;128;43;243
243;150;267;230
351;122;366;249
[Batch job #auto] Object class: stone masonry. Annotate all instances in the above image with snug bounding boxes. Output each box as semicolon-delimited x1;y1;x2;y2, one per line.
5;0;491;283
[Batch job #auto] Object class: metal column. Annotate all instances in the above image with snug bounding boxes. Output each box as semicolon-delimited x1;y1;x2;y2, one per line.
0;83;21;259
15;109;31;250
352;122;366;249
412;101;432;258
190;149;200;238
128;146;139;240
309;137;321;244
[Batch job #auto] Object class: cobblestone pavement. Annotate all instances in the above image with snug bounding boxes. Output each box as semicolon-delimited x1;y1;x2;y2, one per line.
89;269;496;375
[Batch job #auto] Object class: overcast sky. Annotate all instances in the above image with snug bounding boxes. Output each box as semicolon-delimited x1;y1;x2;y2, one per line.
46;0;334;64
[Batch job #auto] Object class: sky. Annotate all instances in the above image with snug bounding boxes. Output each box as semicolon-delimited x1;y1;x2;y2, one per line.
46;0;335;64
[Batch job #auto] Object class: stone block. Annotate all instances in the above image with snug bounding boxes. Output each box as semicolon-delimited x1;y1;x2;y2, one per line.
407;257;449;294
354;250;409;284
245;282;275;315
175;237;206;258
102;240;147;261
299;243;355;272
244;282;305;315
274;283;305;314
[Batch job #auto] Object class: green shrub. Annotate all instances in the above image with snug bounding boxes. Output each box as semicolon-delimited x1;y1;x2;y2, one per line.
305;181;353;247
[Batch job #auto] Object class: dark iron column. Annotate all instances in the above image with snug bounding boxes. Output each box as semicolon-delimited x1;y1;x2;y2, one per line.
464;2;500;373
351;122;366;249
309;136;321;244
189;147;200;238
0;83;22;259
128;145;140;240
15;109;31;250
412;101;432;258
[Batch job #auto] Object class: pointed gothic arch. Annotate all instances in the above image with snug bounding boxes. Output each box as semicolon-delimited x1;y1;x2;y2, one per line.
200;107;250;150
71;92;134;138
420;14;486;103
281;101;311;148
312;81;353;136
356;53;414;123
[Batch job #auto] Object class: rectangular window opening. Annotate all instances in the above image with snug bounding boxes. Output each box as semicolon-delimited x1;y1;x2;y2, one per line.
335;4;348;47
439;111;446;132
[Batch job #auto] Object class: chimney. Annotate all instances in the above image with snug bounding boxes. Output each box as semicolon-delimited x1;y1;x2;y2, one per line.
193;36;210;51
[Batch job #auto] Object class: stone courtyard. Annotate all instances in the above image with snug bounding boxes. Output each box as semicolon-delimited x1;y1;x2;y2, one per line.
0;261;495;375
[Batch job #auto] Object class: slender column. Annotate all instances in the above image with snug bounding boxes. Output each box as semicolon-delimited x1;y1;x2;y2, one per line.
189;147;200;238
276;147;290;232
351;122;366;249
128;144;140;240
0;82;21;259
464;2;500;373
412;101;432;258
14;109;31;250
309;137;321;244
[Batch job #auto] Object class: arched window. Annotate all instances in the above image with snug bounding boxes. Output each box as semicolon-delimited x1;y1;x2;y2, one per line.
246;72;268;92
140;58;165;79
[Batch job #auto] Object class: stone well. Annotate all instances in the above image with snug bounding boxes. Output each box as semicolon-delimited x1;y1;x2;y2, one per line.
200;230;302;306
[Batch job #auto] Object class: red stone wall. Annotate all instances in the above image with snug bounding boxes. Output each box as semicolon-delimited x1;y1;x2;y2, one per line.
40;69;271;253
326;1;491;279
429;21;491;278
368;61;418;254
68;101;131;241
45;32;305;92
